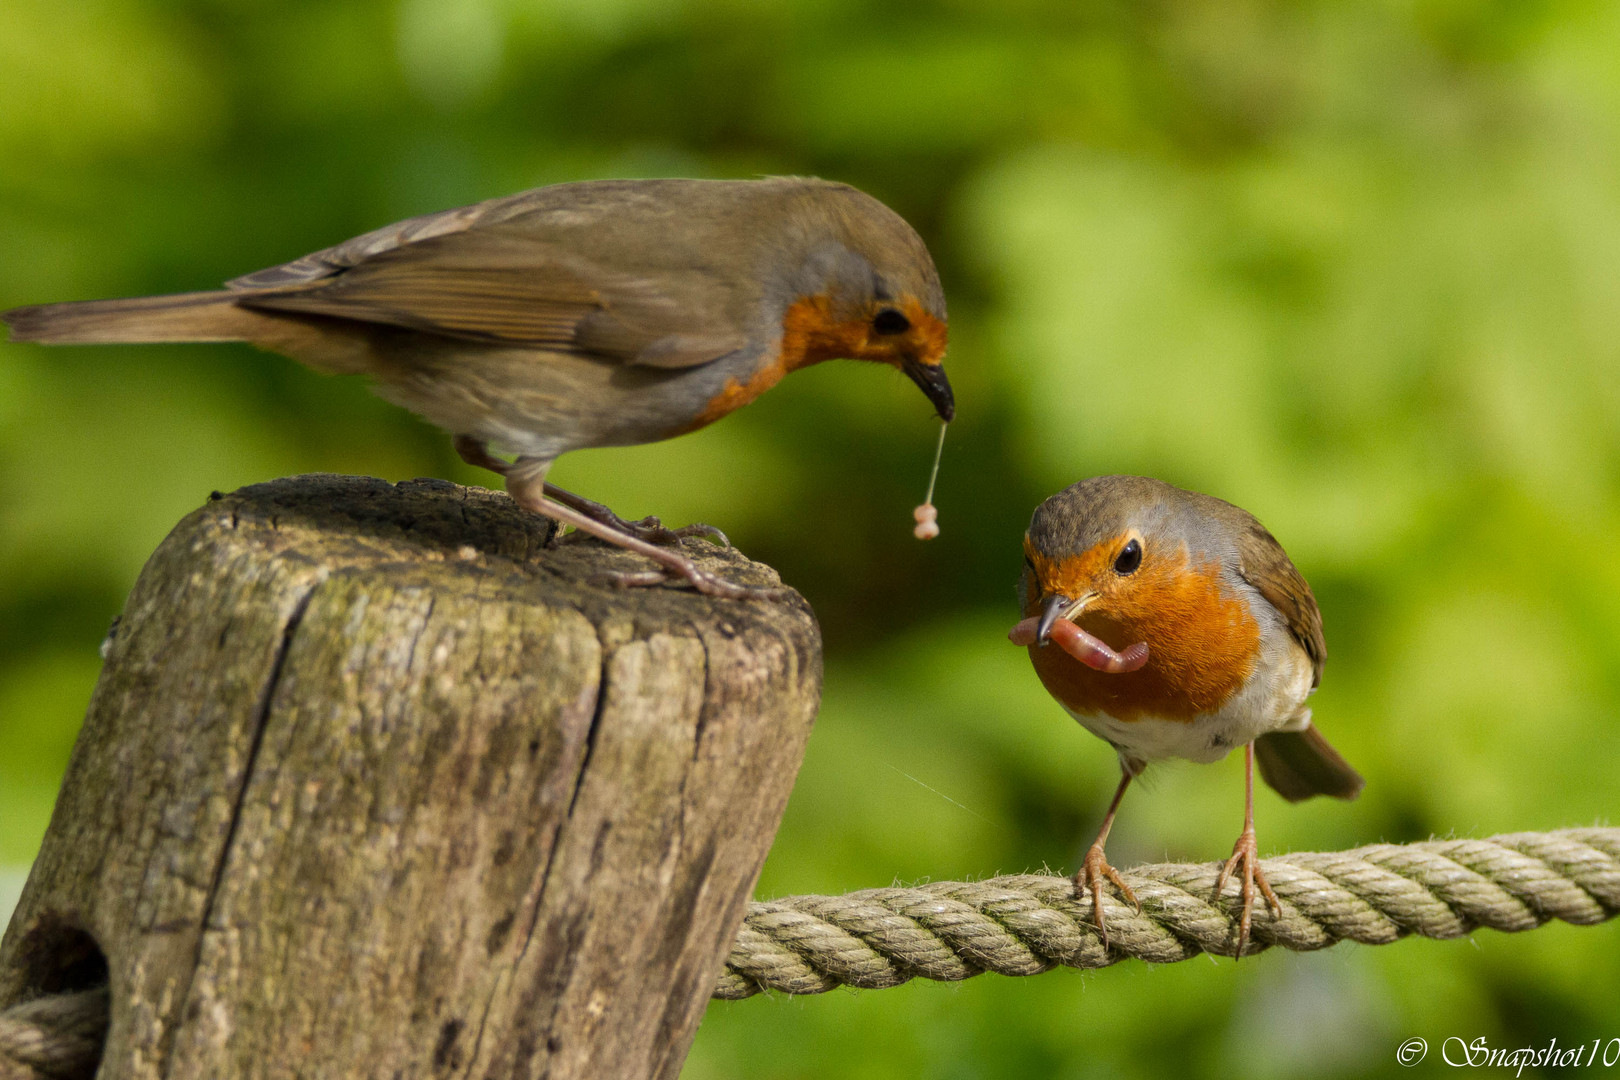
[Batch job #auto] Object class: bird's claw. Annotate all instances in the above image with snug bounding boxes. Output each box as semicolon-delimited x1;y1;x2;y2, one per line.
579;514;727;547
1215;827;1282;956
556;516;722;547
603;514;684;546
644;519;728;546
674;521;730;546
1073;842;1140;948
674;563;790;600
592;559;789;601
567;505;728;548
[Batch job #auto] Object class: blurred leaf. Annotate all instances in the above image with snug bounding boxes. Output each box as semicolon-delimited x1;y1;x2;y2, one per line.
0;0;223;165
0;650;98;863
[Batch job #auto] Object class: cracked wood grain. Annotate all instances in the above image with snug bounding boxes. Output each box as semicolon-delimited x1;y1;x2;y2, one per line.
0;475;822;1080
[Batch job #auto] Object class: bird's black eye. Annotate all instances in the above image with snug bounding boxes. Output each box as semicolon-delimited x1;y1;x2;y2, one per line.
1113;538;1142;575
872;308;910;335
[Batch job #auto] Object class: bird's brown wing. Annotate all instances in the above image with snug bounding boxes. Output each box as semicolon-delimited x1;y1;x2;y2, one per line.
226;195;525;290
1235;523;1325;687
228;218;747;369
1233;515;1359;801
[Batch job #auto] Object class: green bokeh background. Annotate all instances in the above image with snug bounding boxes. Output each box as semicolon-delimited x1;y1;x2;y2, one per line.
2;0;1618;1075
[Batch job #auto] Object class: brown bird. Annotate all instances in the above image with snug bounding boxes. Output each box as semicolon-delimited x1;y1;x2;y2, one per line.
1009;476;1363;952
1;177;954;598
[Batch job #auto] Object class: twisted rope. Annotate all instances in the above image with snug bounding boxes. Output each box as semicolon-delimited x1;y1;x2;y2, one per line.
714;827;1620;998
2;829;1616;1071
0;988;107;1080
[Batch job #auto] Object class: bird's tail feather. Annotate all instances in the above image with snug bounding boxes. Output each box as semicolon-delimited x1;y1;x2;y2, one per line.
1255;726;1364;802
2;292;264;345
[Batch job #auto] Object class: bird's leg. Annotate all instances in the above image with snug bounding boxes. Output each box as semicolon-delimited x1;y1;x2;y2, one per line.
501;455;788;601
452;436;726;547
1073;769;1141;948
452;434;513;476
1215;742;1284;956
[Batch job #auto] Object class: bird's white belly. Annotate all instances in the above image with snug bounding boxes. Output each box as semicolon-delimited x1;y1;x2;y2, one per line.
1065;631;1316;767
1064;705;1280;765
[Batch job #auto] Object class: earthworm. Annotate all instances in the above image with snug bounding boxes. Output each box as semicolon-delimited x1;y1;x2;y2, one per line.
1007;616;1150;673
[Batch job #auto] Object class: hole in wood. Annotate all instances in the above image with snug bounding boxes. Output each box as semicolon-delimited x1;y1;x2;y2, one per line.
14;916;108;996
2;916;110;1080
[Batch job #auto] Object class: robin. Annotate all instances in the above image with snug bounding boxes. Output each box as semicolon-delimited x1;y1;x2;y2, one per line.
2;177;954;598
1008;475;1363;952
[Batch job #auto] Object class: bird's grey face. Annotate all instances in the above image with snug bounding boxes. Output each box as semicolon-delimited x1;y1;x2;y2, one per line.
1026;478;1168;562
779;239;953;421
1021;476;1200;642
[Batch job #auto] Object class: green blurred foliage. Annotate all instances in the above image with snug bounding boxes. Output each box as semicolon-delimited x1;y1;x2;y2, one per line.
2;0;1618;1075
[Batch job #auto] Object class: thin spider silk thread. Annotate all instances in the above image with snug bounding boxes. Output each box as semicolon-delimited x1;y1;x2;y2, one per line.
913;421;948;539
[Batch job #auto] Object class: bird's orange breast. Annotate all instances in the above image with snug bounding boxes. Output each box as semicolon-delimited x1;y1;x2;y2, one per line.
1025;544;1262;723
680;294;947;434
679;351;800;435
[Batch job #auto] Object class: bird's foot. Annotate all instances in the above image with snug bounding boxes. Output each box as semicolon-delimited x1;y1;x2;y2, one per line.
546;486;729;548
499;467;780;601
552;511;726;548
591;557;790;601
450;438;730;548
1072;842;1140;948
621;516;730;547
1215;826;1283;956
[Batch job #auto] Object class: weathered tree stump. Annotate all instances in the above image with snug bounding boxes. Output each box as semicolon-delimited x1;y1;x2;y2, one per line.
0;475;821;1080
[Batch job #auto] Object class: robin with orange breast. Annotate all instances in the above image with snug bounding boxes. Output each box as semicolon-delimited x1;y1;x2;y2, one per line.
2;177;953;598
1009;475;1363;952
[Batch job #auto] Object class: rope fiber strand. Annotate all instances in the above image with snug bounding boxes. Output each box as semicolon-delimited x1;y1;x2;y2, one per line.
715;827;1620;998
0;988;108;1080
0;829;1615;1074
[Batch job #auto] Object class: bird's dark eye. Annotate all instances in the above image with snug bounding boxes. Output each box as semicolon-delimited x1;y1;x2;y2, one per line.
872;308;910;335
1113;538;1142;575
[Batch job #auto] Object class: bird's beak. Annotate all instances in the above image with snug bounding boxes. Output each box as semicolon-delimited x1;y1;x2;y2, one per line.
1036;592;1094;645
902;357;955;422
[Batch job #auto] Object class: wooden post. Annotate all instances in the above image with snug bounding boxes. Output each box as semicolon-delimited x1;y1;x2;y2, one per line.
0;475;821;1080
